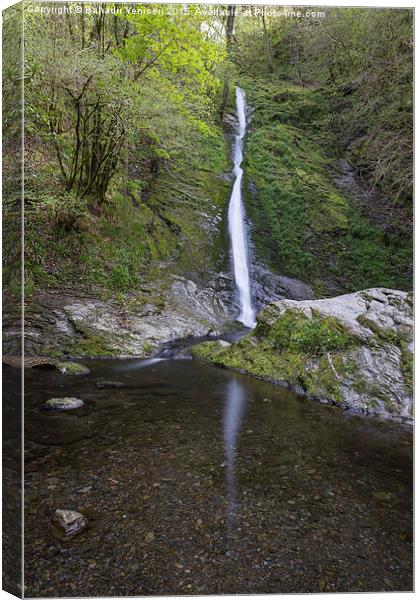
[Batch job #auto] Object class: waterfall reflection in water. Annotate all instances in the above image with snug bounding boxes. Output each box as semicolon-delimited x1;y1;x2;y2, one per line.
223;378;248;528
115;358;165;371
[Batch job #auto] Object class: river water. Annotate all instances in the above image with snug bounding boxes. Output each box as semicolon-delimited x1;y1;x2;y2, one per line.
17;357;412;596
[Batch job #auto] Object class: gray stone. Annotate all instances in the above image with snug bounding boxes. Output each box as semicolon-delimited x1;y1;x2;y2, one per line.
262;288;412;420
95;380;125;389
197;288;413;422
59;275;232;358
51;509;88;540
43;397;85;411
218;340;231;348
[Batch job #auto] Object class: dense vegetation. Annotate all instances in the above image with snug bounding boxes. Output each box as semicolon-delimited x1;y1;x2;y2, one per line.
10;3;231;296
234;7;413;293
3;4;413;299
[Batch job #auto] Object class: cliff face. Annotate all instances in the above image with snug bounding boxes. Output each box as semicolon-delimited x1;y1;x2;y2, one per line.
192;288;413;422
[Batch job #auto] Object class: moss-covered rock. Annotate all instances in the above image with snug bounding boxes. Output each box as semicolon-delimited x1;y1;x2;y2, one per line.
192;288;413;422
56;361;90;375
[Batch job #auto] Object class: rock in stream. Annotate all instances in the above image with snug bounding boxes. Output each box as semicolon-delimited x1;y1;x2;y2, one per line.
50;510;88;540
42;397;85;411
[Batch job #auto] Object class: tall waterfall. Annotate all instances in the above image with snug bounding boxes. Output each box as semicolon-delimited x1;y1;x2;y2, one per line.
228;87;256;328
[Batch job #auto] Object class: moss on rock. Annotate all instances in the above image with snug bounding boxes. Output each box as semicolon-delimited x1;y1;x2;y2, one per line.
192;310;355;405
192;290;413;420
67;333;120;358
400;345;413;392
56;361;90;375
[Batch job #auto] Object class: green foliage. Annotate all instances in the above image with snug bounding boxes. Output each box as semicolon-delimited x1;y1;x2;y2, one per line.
17;6;231;299
23;122;229;296
4;6;413;310
265;8;413;204
243;79;412;293
24;5;226;201
24;189;151;292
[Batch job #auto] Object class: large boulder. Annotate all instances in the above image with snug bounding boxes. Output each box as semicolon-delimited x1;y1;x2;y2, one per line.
192;288;413;421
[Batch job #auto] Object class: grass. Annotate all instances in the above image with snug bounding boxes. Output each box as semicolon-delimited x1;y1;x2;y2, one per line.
24;191;156;294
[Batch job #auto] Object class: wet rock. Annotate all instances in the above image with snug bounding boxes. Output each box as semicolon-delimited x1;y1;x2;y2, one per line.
53;276;233;358
32;361;58;370
95;380;125;389
43;397;85;411
373;491;392;501
56;361;90;375
50;509;88;540
250;255;314;309
25;411;95;445
2;355;58;369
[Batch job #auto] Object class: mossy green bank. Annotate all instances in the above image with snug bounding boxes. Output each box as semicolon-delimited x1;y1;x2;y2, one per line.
241;78;412;296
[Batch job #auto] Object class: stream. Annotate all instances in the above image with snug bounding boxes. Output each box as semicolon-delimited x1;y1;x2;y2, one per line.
19;357;412;596
14;85;413;596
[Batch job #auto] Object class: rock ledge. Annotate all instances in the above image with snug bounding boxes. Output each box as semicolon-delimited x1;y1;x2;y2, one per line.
192;288;413;421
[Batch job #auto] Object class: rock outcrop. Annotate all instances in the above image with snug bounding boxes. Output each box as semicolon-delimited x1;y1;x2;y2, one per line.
3;275;234;358
4;257;314;359
192;288;413;421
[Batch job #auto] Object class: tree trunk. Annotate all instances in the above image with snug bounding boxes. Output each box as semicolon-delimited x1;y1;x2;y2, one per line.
262;9;273;73
219;6;236;120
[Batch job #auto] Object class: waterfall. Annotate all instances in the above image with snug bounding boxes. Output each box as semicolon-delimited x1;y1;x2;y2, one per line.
228;87;256;328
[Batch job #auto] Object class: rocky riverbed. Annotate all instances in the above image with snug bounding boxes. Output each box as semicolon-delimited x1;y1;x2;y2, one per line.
18;357;412;596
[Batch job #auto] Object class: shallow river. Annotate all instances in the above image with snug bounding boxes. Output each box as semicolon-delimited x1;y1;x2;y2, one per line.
18;357;413;595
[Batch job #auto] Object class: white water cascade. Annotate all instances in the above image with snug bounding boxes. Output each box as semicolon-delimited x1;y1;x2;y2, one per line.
228;87;256;328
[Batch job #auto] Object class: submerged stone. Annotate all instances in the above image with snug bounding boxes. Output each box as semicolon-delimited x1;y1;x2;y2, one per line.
51;509;88;540
95;380;125;389
56;361;90;375
43;397;85;411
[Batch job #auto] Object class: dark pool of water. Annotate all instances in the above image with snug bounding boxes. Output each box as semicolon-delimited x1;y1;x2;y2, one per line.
15;357;413;595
